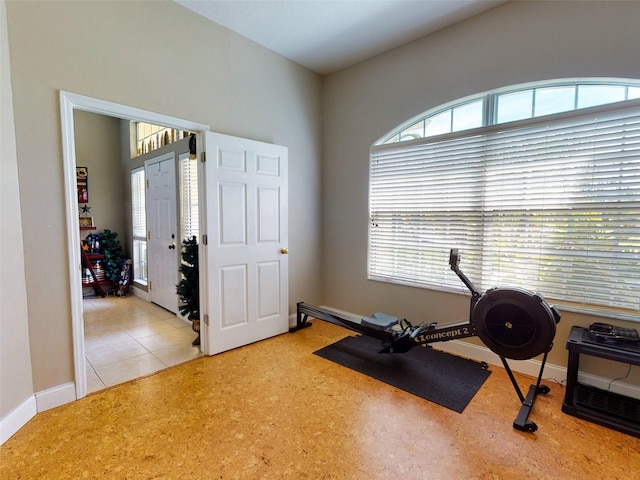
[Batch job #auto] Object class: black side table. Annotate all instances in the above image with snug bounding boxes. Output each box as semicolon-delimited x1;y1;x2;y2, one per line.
562;326;640;438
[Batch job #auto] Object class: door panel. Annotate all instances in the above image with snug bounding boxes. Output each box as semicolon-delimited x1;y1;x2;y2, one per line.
203;132;288;355
257;261;280;318
145;153;178;313
220;264;248;328
219;182;246;245
257;186;280;242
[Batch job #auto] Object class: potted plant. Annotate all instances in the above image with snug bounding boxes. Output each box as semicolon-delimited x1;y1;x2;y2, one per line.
99;229;125;283
176;236;200;345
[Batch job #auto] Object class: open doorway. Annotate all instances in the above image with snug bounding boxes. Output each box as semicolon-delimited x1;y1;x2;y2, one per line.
79;125;201;393
60;91;209;399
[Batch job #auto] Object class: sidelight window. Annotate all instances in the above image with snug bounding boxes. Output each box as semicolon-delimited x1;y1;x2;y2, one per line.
130;167;147;285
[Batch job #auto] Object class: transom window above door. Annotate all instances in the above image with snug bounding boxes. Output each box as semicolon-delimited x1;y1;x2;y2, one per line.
132;122;194;157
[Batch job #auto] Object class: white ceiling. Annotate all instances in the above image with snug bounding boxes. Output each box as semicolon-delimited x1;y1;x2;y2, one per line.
175;0;506;75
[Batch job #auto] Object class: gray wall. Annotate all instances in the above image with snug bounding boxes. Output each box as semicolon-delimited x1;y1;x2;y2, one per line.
4;0;640;429
74;110;126;243
4;0;323;411
322;0;640;372
1;0;33;424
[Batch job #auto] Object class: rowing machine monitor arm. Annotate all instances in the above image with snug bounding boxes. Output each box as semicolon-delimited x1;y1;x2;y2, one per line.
449;248;482;321
449;249;481;298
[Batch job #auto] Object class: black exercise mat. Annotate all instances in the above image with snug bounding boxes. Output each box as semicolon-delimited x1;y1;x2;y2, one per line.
314;335;491;413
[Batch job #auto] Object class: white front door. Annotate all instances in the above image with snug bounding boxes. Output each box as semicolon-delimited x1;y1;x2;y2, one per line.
146;153;178;313
202;132;289;355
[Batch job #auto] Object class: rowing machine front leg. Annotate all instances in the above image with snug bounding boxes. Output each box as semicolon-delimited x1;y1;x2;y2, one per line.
290;302;313;332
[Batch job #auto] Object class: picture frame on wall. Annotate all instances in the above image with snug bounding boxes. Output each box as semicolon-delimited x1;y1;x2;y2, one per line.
77;166;88;203
79;216;94;227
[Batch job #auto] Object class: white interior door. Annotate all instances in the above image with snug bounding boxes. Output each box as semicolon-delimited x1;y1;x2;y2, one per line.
202;131;288;355
146;153;178;313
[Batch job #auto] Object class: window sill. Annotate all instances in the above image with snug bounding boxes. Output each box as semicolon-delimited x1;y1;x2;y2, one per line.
552;302;639;324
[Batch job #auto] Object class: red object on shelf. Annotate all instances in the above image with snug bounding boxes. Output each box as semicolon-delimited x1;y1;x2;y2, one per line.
81;247;106;297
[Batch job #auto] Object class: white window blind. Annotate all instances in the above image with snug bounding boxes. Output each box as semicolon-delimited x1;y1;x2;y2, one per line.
131;168;146;238
369;102;640;316
130;168;147;283
179;153;199;241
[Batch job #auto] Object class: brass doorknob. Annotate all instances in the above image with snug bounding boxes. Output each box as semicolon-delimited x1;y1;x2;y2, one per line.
281;247;289;254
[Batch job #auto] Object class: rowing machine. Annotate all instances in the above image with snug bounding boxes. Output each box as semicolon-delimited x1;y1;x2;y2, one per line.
292;249;561;433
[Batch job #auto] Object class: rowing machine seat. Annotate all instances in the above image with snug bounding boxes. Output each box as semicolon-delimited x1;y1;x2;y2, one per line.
361;312;399;331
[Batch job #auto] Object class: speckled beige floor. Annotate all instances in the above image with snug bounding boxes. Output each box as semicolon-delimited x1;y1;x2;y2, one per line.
83;296;202;393
2;321;638;479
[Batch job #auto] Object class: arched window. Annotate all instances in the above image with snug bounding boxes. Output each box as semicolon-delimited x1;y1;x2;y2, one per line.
369;79;640;320
378;79;640;145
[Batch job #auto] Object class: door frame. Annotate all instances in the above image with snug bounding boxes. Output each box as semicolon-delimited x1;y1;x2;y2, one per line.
60;91;209;400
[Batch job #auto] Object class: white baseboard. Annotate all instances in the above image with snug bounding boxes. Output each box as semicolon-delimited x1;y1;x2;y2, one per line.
1;382;77;446
0;395;37;445
35;382;76;413
431;338;568;383
132;285;150;302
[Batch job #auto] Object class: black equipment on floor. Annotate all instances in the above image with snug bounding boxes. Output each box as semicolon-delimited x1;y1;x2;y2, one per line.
562;326;640;438
292;249;561;433
314;334;492;413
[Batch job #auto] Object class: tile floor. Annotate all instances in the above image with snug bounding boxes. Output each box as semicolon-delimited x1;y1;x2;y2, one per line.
83;294;202;393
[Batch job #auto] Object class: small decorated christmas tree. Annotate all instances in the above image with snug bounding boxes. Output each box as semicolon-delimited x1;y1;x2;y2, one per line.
176;236;200;345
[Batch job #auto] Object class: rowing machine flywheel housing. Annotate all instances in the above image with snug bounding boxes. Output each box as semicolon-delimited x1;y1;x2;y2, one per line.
471;287;561;360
